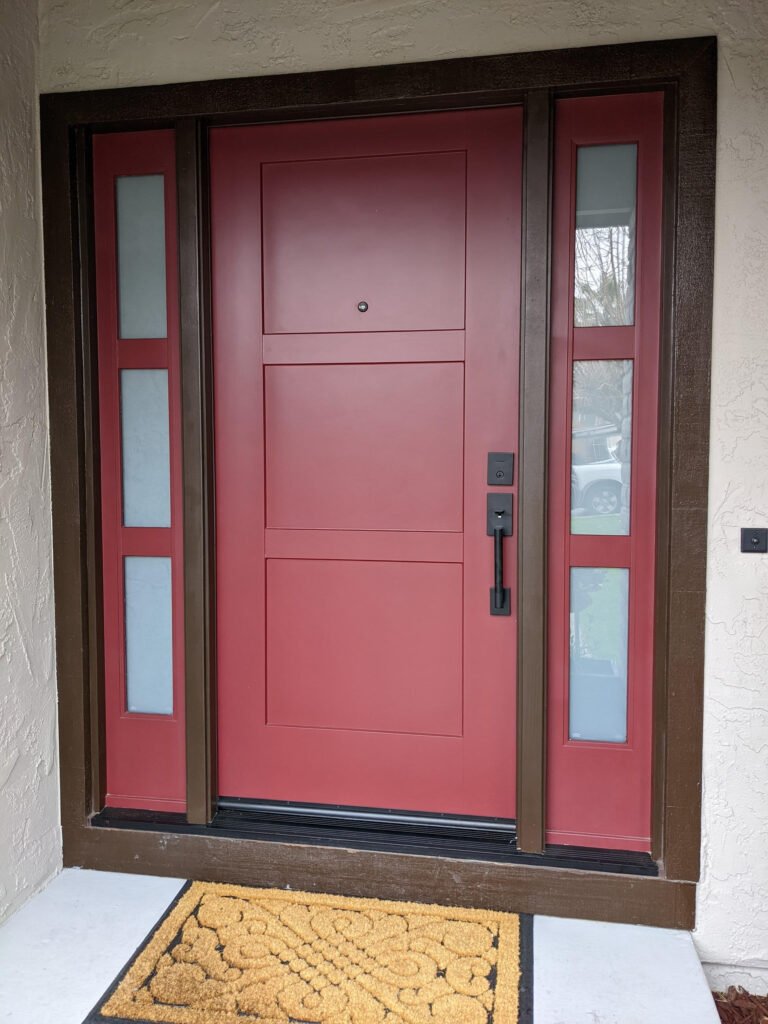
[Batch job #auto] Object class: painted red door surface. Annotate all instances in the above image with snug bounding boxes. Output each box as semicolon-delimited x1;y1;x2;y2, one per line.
211;110;522;817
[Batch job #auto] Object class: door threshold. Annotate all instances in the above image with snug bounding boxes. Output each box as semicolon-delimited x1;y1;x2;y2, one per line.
91;798;658;876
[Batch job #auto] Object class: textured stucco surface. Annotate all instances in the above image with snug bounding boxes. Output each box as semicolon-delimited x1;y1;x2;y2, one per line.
36;0;768;992
0;1;61;922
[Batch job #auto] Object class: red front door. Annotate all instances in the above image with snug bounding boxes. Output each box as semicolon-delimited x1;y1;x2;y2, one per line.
211;109;522;817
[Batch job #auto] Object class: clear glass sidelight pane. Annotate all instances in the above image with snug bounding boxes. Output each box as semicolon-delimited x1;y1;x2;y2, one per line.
571;360;633;535
124;556;173;715
574;144;637;327
569;567;629;742
120;369;171;527
116;174;168;339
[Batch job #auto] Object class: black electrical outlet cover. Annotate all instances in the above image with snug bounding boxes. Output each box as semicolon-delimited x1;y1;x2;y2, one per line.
741;527;768;553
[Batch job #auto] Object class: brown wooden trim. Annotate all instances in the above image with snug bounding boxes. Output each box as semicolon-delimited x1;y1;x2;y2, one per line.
658;42;716;881
41;35;716;922
74;127;107;814
63;823;695;929
41;111;94;829
40;37;715;128
516;88;552;854
651;86;678;863
176;119;218;825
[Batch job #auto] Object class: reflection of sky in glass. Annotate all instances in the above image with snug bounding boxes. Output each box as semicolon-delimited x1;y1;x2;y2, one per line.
571;360;633;536
120;369;171;527
574;144;637;328
569;567;629;743
116;174;168;339
124;556;173;715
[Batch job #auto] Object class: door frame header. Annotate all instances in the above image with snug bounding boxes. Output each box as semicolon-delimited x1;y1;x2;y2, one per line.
40;35;716;929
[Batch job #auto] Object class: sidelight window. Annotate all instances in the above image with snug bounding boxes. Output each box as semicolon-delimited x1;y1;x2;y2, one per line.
115;174;168;339
548;91;664;850
568;567;630;743
574;144;638;328
92;130;186;811
124;556;174;715
119;369;171;528
570;359;633;535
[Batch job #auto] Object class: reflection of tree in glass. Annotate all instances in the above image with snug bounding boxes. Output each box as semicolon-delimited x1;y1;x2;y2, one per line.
574;223;635;327
570;568;629;742
571;360;633;535
571;569;628;671
573;360;624;432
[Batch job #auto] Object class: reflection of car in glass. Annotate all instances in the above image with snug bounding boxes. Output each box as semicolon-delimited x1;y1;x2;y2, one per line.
571;458;622;515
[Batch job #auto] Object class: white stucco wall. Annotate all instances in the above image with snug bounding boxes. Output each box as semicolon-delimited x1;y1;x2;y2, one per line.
35;0;768;992
0;0;61;922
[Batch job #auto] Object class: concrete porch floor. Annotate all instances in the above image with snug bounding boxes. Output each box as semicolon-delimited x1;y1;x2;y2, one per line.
0;868;718;1023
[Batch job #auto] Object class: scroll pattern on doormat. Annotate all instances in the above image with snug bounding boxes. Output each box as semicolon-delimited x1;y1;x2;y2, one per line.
85;881;532;1023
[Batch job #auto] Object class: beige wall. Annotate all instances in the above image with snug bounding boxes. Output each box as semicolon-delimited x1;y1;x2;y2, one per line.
0;0;60;922
36;0;768;992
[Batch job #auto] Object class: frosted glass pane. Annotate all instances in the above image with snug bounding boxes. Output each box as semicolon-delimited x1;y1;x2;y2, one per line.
124;557;173;715
571;360;633;535
120;369;171;527
574;144;637;327
116;175;167;339
569;568;629;743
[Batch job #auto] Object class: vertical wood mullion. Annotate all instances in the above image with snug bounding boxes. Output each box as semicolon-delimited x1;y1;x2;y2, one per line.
516;88;553;854
176;118;217;825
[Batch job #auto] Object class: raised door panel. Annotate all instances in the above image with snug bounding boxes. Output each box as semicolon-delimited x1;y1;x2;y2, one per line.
265;362;464;533
262;151;466;334
266;559;463;736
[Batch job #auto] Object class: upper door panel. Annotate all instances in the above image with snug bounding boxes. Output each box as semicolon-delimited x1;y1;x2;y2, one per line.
262;150;467;334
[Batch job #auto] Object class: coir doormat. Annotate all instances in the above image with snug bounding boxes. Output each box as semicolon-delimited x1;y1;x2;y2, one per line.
85;881;533;1024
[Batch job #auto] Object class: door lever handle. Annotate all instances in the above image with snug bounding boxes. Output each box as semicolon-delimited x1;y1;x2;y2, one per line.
487;494;512;616
492;524;510;614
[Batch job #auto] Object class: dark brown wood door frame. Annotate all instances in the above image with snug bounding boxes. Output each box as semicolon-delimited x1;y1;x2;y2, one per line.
41;35;716;929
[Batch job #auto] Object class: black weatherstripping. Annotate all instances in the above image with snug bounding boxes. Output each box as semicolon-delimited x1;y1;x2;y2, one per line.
91;799;658;876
